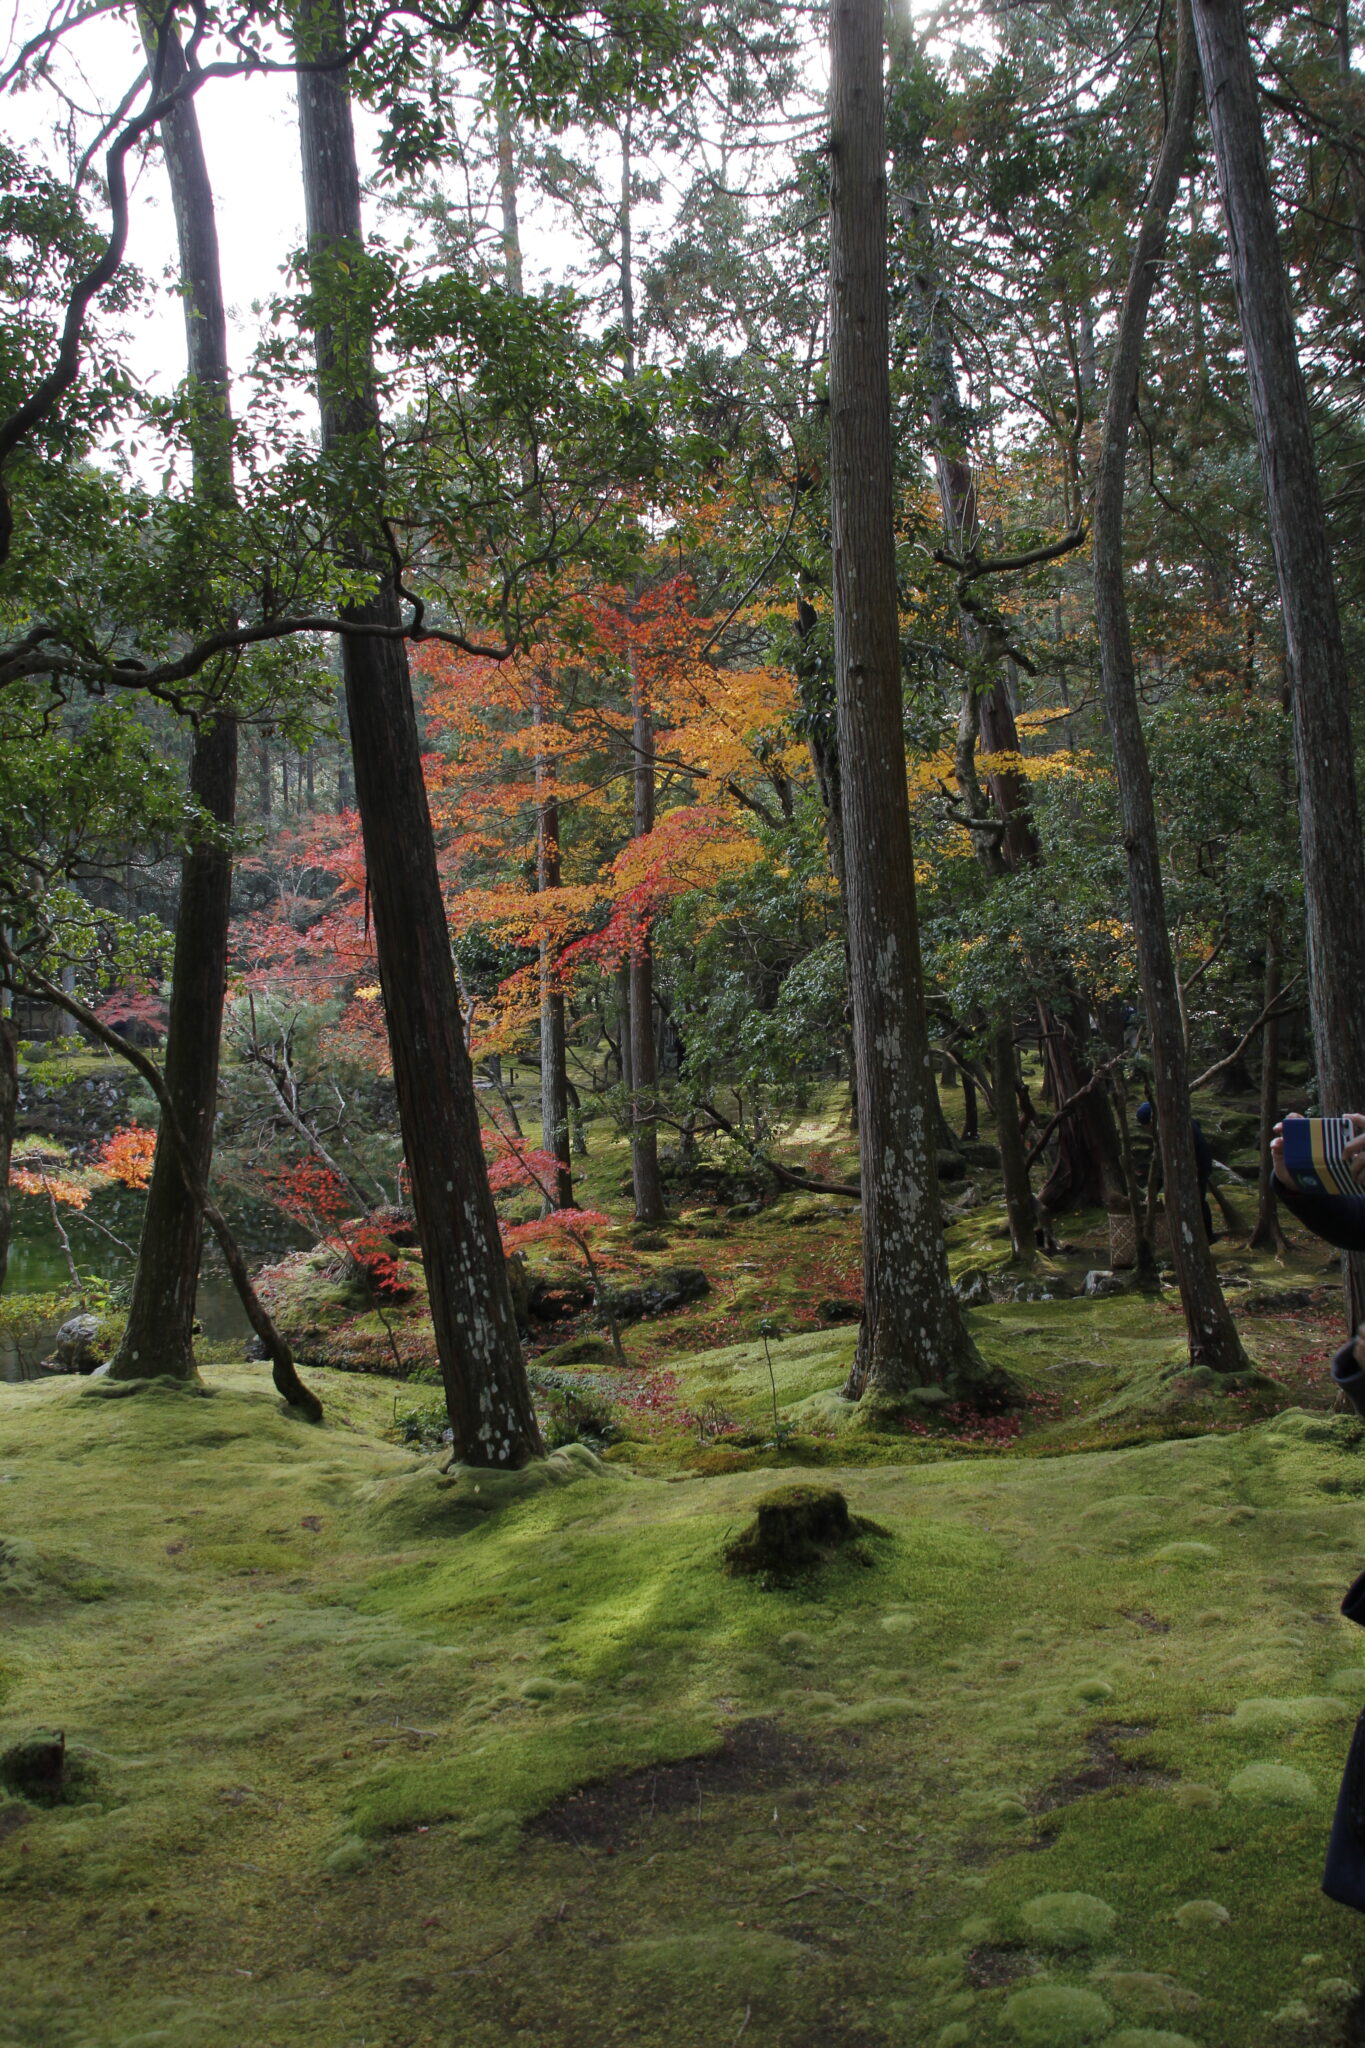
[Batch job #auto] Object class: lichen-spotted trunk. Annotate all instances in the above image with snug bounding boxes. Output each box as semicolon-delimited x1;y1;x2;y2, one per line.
827;0;1011;1415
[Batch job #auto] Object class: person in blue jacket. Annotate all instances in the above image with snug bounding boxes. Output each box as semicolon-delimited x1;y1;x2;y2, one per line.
1136;1098;1219;1239
1271;1112;1365;1912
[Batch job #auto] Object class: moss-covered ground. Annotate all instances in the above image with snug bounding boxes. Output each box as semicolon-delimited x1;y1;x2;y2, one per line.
5;1359;1365;2047
8;1071;1365;2042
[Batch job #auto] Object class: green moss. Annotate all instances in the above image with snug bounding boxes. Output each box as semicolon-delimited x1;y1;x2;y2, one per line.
1105;2034;1202;2048
1230;1696;1349;1731
349;1711;721;1836
1017;1889;1117;1950
1000;1985;1113;2043
1227;1764;1319;1807
4;1353;1365;2045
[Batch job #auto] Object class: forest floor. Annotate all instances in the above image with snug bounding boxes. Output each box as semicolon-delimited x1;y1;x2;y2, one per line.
6;1078;1365;2046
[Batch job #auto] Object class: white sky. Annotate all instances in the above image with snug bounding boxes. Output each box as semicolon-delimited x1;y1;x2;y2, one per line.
6;9;605;405
5;2;939;415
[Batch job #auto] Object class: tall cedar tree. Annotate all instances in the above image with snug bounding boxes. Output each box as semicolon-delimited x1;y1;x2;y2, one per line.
533;681;574;1208
903;206;1128;1233
108;13;238;1383
618;112;666;1226
827;0;1007;1410
1191;0;1365;1325
1092;0;1248;1370
489;61;574;1209
293;0;543;1465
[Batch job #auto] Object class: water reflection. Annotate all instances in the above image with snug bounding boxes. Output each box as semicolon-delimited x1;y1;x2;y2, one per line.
2;1227;258;1383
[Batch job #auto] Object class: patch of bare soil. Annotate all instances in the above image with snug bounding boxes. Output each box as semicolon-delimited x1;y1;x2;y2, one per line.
964;1943;1032;1989
1120;1608;1171;1634
1033;1723;1174;1813
527;1718;836;1850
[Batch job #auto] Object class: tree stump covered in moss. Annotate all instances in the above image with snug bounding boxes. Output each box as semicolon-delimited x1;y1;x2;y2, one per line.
724;1485;877;1581
0;1731;72;1804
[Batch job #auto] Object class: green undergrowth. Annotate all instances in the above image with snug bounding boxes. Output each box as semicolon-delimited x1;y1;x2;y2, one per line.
5;1366;1365;2045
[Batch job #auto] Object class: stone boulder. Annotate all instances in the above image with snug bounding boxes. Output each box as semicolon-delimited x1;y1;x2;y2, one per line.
41;1314;104;1375
1083;1270;1126;1299
597;1266;711;1323
953;1268;994;1309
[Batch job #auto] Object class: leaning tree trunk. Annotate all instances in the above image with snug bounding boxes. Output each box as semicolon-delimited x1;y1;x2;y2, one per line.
1093;0;1248;1371
109;12;237;1384
1192;0;1365;1330
828;0;1009;1411
294;0;541;1465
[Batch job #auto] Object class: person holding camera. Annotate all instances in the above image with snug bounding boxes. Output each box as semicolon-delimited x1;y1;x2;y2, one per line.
1271;1111;1365;1912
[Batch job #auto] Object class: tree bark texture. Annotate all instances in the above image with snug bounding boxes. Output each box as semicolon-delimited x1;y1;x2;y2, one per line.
628;658;666;1221
946;677;1038;1261
534;692;573;1209
1250;898;1289;1254
295;0;541;1464
827;0;1005;1408
1191;0;1365;1118
110;11;237;1384
490;2;524;297
1093;0;1248;1370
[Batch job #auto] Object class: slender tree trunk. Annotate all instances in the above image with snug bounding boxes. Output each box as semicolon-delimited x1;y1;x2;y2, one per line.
628;655;666;1222
828;0;1008;1410
0;1013;16;1288
1336;0;1365;299
991;1017;1036;1262
613;109;664;1224
1093;0;1248;1370
491;1;524;298
909;204;1126;1225
1113;1079;1160;1285
958;1056;978;1141
948;685;1038;1263
611;962;632;1092
1251;898;1289;1254
3;948;320;1416
535;693;573;1210
493;92;572;1216
294;0;541;1465
110;11;237;1384
1186;0;1365;1335
1192;0;1365;1337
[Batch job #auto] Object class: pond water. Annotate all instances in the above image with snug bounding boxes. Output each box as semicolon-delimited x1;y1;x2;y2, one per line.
1;1196;294;1383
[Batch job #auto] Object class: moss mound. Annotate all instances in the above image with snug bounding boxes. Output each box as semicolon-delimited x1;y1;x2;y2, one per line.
1016;1888;1117;1950
1000;1984;1113;2043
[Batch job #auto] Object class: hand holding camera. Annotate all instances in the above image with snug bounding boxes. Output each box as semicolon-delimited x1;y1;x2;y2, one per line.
1271;1113;1365;1196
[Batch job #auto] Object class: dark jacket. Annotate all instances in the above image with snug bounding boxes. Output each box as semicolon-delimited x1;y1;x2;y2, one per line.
1274;1176;1365;1910
1315;1325;1365;1911
1278;1179;1365;1255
